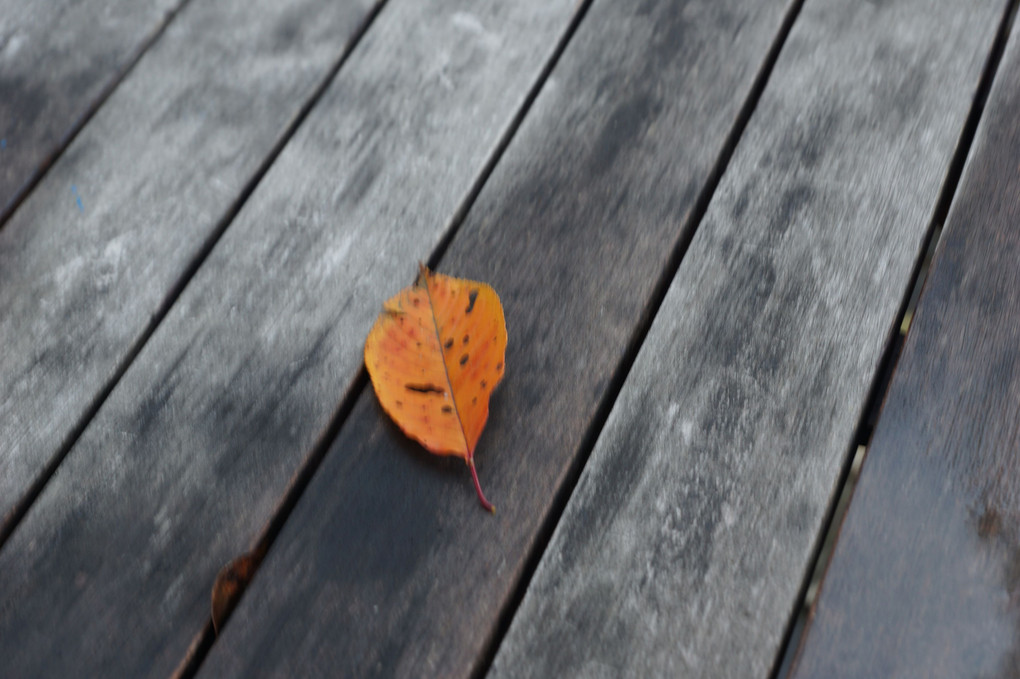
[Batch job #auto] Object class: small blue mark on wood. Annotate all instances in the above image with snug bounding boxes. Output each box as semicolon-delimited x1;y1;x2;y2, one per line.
71;185;84;213
0;139;6;149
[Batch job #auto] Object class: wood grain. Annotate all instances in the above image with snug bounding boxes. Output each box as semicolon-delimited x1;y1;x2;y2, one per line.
0;0;183;221
790;22;1020;679
488;0;1007;676
0;0;376;529
196;0;798;676
0;0;579;676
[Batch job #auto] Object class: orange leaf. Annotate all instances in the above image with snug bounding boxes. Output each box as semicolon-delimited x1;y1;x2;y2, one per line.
364;264;507;512
210;551;258;634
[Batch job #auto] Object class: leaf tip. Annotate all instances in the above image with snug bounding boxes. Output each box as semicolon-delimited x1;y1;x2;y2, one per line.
416;261;431;286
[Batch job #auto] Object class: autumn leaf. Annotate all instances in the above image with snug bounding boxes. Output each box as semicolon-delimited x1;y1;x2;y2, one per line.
364;264;507;512
210;551;258;634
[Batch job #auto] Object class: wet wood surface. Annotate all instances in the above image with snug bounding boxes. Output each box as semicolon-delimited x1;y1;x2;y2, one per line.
197;0;795;676
790;20;1020;679
0;0;579;675
0;0;183;221
0;0;377;529
0;0;1015;676
488;0;1006;676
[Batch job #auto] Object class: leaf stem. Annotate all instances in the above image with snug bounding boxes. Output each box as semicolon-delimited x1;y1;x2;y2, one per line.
468;459;495;513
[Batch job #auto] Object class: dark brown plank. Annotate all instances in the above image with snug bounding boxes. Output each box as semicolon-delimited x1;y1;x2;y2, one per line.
0;0;582;676
196;0;799;676
0;0;183;222
489;0;1009;676
790;21;1020;679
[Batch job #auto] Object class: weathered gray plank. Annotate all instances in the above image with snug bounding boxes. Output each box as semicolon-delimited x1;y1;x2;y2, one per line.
195;0;799;676
0;0;581;676
790;22;1020;679
0;0;378;530
0;0;183;221
488;0;1007;677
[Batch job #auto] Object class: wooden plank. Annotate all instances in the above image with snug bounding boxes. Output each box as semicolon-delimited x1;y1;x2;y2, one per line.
0;0;584;676
0;0;378;529
0;0;183;221
789;23;1020;679
195;0;801;676
486;0;1008;677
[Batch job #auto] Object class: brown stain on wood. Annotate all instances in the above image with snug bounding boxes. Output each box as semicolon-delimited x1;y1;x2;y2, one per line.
791;29;1020;678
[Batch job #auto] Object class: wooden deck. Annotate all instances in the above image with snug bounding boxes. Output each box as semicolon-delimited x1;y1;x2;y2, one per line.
2;0;1018;676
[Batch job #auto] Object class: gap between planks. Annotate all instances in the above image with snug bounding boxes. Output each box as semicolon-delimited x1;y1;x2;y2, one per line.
771;0;1020;675
0;0;389;550
174;0;813;673
171;0;598;675
0;0;192;231
464;0;812;674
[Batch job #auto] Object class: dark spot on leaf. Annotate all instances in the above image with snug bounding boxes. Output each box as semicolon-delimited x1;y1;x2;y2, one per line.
444;338;454;350
460;354;469;366
441;405;453;414
496;362;503;371
412;298;420;307
463;334;470;344
480;379;487;389
472;397;477;405
395;401;403;408
405;383;445;394
466;289;479;313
